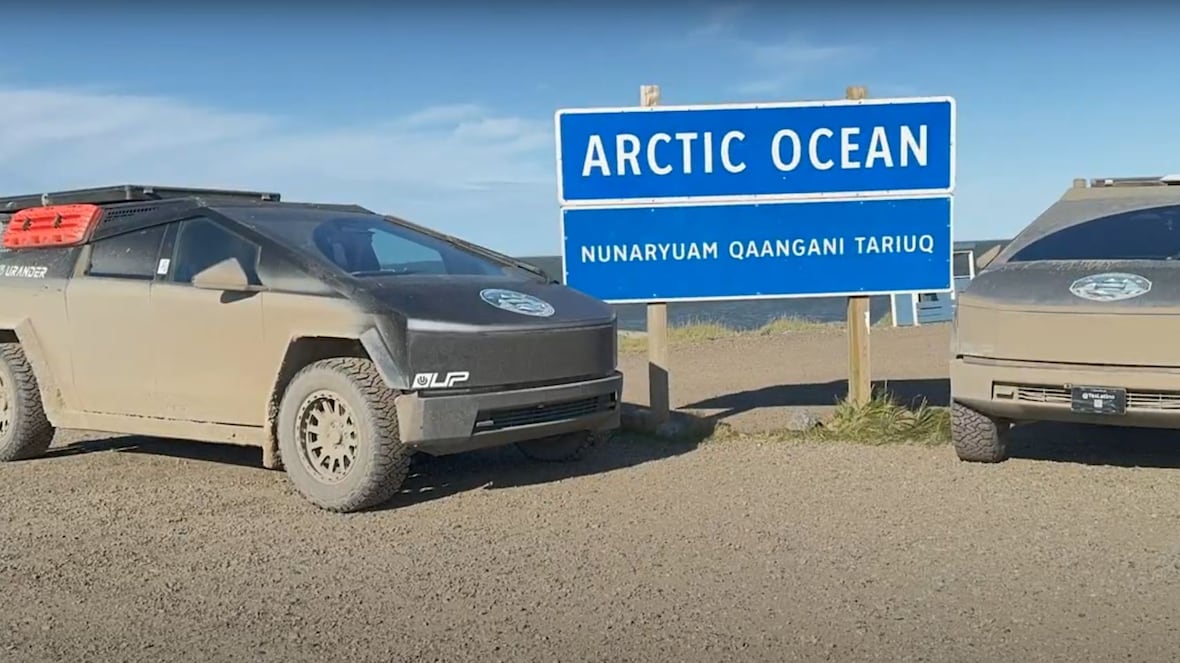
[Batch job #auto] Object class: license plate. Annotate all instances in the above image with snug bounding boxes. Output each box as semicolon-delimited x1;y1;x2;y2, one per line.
1070;385;1126;415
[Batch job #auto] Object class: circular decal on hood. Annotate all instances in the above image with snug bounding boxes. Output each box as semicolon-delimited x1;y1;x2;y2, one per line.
1068;272;1152;302
479;288;556;317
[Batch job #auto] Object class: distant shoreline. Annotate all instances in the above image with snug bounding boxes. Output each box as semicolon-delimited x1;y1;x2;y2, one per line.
611;314;934;353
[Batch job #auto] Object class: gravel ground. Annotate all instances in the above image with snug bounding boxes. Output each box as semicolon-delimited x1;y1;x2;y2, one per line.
2;325;1179;661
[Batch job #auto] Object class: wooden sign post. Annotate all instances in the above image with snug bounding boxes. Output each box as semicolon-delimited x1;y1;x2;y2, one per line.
641;84;671;424
844;84;872;406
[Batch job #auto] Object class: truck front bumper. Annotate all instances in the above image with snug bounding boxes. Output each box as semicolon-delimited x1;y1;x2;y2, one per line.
952;356;1180;428
395;371;623;455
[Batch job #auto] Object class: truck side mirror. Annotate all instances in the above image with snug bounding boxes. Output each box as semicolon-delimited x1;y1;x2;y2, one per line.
191;258;252;292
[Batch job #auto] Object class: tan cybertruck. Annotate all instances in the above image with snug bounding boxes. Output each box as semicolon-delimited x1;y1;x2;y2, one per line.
951;175;1180;462
0;185;622;512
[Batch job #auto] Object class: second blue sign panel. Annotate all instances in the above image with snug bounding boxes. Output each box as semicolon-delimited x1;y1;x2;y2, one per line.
561;195;953;303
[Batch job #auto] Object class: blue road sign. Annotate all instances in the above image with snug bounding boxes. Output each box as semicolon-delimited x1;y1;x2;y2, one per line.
561;195;953;303
555;97;954;206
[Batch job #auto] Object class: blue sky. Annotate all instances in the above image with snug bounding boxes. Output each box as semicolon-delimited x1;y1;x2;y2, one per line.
1;4;1178;256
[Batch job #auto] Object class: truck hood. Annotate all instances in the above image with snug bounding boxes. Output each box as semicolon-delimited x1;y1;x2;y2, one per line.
356;274;616;332
353;275;619;390
955;260;1180;367
959;260;1180;313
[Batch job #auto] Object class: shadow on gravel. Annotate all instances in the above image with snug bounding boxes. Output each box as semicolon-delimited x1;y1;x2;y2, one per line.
683;377;950;418
40;411;705;511
1007;421;1180;469
43;434;264;468
383;431;700;510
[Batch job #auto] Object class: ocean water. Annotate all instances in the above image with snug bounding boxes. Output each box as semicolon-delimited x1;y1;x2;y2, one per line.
519;255;895;332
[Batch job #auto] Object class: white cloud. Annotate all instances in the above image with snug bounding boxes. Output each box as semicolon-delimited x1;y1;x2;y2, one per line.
0;84;557;253
732;38;869;96
677;8;869;98
685;3;751;39
744;40;864;69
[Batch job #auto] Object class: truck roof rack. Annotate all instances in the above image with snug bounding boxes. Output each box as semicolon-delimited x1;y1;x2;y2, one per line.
1081;175;1180;188
0;184;281;212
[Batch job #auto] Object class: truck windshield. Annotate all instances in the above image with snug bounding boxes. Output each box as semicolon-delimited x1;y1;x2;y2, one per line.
234;207;538;279
1007;204;1180;262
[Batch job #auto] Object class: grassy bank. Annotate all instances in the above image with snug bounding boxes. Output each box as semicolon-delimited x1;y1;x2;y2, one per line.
618;313;895;353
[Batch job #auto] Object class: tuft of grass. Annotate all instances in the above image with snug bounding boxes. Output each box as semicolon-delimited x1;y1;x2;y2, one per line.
809;390;950;446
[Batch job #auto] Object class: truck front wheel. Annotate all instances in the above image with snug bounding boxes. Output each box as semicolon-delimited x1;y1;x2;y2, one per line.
951;402;1010;463
276;357;412;512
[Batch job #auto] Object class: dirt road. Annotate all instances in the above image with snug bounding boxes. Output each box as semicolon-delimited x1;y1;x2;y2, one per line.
3;325;1179;661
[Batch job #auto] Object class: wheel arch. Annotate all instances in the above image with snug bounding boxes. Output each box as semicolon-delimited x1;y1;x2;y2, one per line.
262;328;409;469
0;320;69;423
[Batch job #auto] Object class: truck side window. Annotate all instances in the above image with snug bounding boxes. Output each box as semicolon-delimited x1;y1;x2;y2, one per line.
86;225;168;280
171;217;262;286
369;230;446;273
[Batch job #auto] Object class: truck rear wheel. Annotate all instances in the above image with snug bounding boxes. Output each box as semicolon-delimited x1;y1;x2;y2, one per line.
0;342;55;462
276;357;412;513
515;430;607;463
951;402;1010;463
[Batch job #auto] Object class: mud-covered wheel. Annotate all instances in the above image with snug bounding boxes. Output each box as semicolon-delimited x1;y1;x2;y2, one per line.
951;401;1010;463
276;357;412;513
0;342;55;462
515;430;609;463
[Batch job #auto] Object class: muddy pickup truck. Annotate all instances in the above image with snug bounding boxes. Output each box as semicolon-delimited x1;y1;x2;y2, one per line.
951;174;1180;462
0;185;622;512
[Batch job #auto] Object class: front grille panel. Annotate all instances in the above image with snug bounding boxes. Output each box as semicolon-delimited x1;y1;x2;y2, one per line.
473;394;616;433
999;383;1180;411
1010;385;1071;405
1126;392;1180;410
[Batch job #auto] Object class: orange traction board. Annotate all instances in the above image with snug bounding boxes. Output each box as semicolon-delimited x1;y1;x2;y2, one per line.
2;204;103;249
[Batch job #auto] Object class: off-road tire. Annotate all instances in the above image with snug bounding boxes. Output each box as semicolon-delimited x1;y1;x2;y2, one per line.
276;357;411;513
515;430;609;463
0;342;55;462
951;401;1010;463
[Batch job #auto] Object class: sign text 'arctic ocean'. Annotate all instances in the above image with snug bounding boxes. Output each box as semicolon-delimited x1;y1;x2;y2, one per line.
555;96;955;205
561;196;953;303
